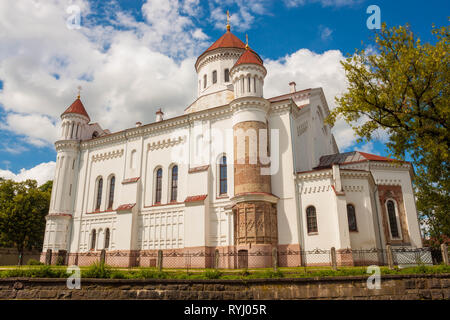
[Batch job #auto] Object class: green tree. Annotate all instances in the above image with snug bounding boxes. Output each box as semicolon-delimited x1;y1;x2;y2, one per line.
327;23;449;244
0;179;52;264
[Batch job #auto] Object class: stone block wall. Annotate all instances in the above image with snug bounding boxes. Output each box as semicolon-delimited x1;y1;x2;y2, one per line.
0;274;448;300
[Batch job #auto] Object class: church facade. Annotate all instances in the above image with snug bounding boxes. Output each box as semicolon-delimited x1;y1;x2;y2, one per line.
41;24;423;267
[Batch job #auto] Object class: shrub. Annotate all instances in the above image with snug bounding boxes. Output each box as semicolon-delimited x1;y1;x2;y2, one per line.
260;269;284;278
137;269;168;279
203;269;222;279
27;259;43;266
83;262;112;278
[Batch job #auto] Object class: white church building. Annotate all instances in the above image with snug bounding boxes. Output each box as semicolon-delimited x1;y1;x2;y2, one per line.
41;22;423;267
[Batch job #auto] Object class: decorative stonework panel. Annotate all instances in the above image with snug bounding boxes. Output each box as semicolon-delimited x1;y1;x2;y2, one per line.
377;185;410;245
138;208;184;250
233;201;277;245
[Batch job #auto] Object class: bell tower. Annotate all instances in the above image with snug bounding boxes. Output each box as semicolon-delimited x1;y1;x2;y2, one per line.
43;90;90;256
230;41;278;259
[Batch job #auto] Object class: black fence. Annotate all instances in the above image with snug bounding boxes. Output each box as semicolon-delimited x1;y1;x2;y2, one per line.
31;246;447;270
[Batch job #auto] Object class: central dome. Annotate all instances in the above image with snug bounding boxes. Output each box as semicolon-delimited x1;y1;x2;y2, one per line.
195;30;246;67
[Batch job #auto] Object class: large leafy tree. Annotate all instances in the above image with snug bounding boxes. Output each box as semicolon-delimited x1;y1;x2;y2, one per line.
327;23;449;245
0;179;52;264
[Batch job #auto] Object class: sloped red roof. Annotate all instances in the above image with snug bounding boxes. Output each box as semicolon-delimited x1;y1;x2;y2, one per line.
357;151;391;161
116;203;136;212
205;30;246;53
62;98;90;121
234;48;264;67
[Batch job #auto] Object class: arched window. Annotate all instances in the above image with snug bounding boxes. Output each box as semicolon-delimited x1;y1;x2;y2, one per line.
347;204;357;231
170;165;178;202
104;228;110;249
247;75;251;92
212;70;217;84
306;206;318;234
254;77;257;93
107;176;115;210
90;229;96;250
219;156;227;195
95;178;103;211
224;69;230;82
155;168;163;204
203;74;207;88
386;200;400;238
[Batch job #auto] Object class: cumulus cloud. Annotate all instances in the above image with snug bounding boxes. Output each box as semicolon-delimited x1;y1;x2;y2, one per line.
263;49;362;150
0;161;55;186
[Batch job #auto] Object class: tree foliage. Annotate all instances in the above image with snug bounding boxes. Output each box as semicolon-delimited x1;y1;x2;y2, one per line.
0;179;52;263
327;23;449;244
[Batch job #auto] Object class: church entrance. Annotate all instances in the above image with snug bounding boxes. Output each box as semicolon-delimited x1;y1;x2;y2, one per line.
238;250;248;269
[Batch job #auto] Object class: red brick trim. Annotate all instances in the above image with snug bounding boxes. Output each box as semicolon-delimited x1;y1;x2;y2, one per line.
185;195;208;203
116;203;136;212
188;165;210;173
122;177;140;184
85;210;115;215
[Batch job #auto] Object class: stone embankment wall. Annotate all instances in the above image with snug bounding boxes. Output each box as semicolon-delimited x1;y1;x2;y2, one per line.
0;274;448;300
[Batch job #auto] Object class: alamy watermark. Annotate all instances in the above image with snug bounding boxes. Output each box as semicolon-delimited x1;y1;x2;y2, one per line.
366;5;381;30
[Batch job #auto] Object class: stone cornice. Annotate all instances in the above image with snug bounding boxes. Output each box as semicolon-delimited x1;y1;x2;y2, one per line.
230;97;270;113
55;140;80;152
230;63;267;78
148;136;186;151
296;169;333;181
195;48;245;71
91;149;124;162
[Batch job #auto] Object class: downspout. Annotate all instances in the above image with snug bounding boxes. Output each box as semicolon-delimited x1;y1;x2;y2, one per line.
289;107;304;254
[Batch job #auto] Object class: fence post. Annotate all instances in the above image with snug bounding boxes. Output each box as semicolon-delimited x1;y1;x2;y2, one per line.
272;247;278;272
45;249;52;265
100;249;106;265
330;247;337;271
157;250;163;272
386;245;394;269
441;243;449;265
214;249;220;270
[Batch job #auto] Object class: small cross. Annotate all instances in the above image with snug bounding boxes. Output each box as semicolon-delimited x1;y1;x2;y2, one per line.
77;85;82;99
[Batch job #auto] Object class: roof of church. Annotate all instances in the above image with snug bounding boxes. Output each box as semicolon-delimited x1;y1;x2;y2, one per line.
196;30;246;67
314;151;402;169
204;30;246;53
234;48;264;67
62;98;90;121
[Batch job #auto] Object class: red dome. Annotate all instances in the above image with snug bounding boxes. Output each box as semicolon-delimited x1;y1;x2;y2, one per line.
196;30;246;67
234;48;264;67
62;98;90;121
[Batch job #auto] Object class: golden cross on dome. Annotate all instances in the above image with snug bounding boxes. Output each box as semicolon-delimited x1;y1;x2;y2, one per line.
245;34;249;50
226;10;230;31
77;85;82;99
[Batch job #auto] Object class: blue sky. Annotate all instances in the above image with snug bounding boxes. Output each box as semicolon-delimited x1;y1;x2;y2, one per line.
0;0;448;183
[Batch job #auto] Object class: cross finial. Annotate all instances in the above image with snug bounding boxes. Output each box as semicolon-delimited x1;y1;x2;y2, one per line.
245;34;249;50
226;10;230;31
77;85;82;99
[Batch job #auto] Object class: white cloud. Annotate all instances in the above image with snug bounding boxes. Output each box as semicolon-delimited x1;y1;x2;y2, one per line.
264;49;360;150
0;161;55;186
319;26;333;41
284;0;363;8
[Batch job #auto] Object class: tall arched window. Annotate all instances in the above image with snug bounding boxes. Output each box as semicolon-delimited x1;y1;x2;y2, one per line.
90;229;97;250
203;74;207;88
107;176;115;210
95;178;103;211
219;156;227;195
170;165;178;202
247;75;251;92
306;206;318;234
155;168;163;204
212;70;217;84
347;204;357;231
224;69;230;82
104;228;110;249
386;200;400;238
